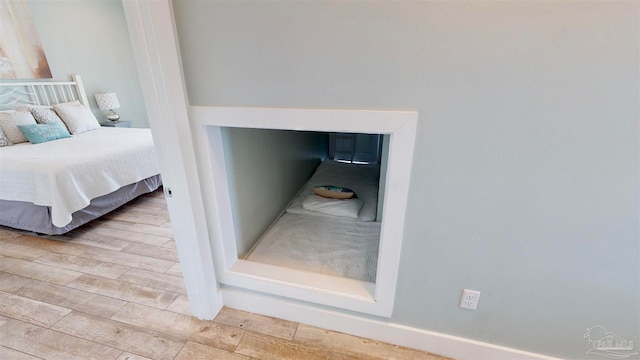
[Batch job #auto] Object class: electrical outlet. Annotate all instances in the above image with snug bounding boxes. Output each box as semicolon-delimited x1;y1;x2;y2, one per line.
460;289;481;310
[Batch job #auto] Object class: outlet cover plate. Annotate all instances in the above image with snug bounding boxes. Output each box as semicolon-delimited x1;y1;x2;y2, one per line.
460;289;481;310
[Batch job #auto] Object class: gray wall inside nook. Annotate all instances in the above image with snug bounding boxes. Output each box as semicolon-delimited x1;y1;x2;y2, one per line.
221;128;328;257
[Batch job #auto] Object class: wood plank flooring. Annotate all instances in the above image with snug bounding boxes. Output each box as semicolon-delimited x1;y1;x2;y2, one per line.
0;189;449;360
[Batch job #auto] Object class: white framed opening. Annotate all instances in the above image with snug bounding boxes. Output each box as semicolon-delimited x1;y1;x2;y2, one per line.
191;106;416;317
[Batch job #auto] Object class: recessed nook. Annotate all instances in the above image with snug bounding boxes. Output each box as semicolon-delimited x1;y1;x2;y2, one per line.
190;106;416;317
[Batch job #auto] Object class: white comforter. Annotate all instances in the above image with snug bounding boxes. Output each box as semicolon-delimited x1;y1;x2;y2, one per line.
247;213;381;282
0;127;160;227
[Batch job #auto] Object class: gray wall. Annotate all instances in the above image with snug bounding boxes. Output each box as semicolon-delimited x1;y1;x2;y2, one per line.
173;1;639;358
222;128;328;257
28;0;148;127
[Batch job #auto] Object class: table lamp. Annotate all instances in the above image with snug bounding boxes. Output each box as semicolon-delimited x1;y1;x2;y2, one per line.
94;92;121;121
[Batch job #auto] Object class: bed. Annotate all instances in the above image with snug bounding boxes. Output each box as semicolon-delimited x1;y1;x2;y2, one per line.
245;160;381;283
0;75;161;235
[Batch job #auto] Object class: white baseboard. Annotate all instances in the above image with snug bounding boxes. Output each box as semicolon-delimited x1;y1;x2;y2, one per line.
222;288;562;360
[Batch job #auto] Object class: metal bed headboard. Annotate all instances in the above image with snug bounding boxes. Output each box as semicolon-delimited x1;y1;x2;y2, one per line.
0;75;89;110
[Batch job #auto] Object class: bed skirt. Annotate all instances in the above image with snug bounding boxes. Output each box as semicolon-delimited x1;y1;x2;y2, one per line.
0;175;162;235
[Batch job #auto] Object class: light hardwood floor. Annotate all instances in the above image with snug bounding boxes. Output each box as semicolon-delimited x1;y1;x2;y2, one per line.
0;189;449;360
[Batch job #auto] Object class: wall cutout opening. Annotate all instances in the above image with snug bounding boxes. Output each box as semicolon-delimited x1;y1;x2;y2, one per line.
220;127;388;284
191;106;416;317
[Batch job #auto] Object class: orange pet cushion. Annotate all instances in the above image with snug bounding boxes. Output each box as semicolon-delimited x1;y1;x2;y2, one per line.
313;185;355;199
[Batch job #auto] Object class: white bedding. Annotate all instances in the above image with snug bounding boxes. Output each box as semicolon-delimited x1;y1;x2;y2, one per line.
247;160;382;282
286;160;380;222
246;213;381;282
0;127;160;227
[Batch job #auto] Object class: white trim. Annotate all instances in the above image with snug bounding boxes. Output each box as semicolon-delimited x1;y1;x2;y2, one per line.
122;0;222;319
189;105;417;317
222;288;563;360
190;105;416;132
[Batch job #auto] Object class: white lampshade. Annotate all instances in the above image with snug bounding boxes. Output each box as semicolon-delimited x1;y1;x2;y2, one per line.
94;93;121;110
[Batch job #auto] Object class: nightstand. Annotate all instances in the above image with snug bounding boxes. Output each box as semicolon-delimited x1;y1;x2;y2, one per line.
100;121;132;128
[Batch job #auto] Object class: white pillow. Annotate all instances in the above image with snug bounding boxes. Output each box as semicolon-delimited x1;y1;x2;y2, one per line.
53;101;100;135
286;160;380;222
16;105;67;128
0;110;37;144
302;194;364;219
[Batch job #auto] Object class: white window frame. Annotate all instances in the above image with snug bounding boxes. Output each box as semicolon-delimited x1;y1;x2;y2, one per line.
330;132;384;164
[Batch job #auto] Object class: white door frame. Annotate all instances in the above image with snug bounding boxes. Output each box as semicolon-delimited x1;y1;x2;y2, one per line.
122;0;221;319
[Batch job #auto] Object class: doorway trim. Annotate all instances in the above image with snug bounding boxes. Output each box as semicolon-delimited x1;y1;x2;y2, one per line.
122;0;222;319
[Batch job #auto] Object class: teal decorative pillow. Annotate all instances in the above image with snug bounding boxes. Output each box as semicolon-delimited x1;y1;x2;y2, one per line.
17;123;71;144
